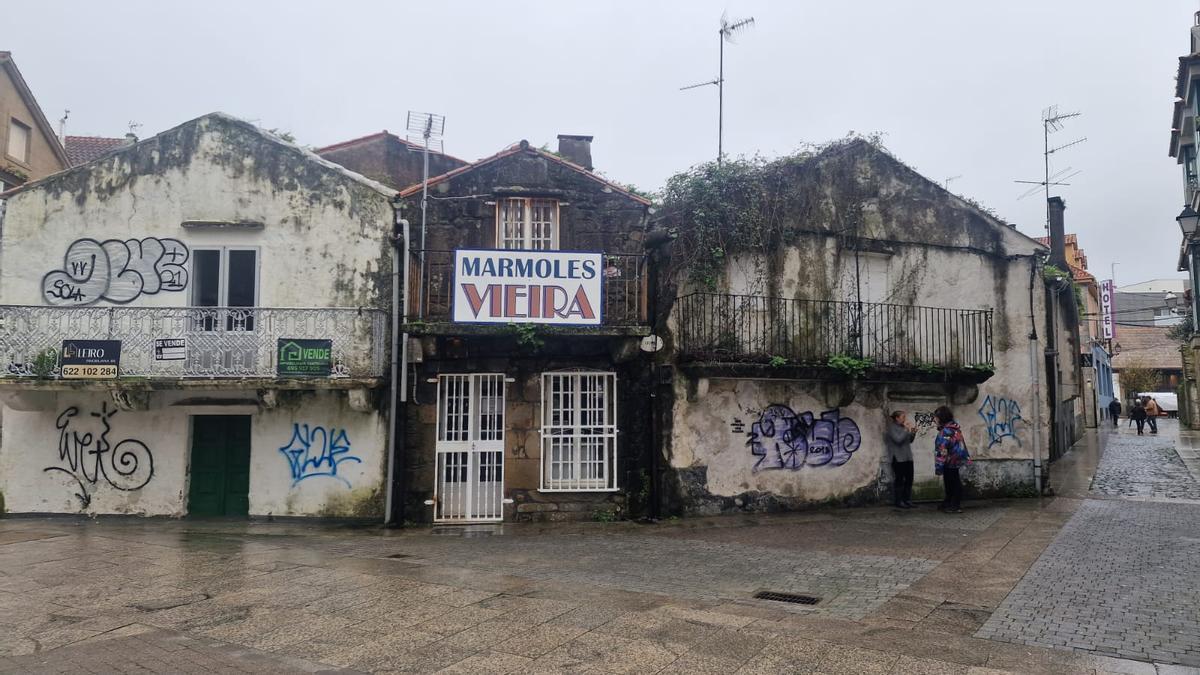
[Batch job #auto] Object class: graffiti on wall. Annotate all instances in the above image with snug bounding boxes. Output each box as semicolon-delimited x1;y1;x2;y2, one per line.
42;237;189;306
45;402;155;509
279;424;362;487
911;411;936;432
748;405;861;472
978;394;1024;448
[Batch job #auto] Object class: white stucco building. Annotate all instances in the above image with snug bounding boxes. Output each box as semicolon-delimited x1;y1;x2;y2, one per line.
0;113;395;518
658;140;1079;513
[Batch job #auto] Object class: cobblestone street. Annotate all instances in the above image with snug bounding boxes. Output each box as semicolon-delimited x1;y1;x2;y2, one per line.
1;424;1197;673
977;420;1200;667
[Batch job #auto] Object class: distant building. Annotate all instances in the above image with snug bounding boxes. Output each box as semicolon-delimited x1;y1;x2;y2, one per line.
0;51;68;189
1035;233;1115;427
63;135;130;166
316;131;467;190
1111;326;1185;401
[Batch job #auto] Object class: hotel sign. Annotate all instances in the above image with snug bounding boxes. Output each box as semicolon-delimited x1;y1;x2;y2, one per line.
1100;279;1116;340
452;249;603;325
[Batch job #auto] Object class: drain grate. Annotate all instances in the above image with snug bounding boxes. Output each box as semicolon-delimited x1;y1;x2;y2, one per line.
753;591;821;605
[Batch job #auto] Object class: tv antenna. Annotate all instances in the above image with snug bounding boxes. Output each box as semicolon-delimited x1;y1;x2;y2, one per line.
1013;105;1087;229
679;12;755;165
944;175;962;190
406;111;445;312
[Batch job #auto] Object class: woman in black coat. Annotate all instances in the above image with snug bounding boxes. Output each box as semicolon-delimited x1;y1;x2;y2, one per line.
1130;400;1148;435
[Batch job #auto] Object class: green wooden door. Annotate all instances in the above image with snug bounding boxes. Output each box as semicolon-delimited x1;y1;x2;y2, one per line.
187;416;252;517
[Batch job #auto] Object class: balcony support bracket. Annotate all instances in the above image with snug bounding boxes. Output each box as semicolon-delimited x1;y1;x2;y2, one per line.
110;389;149;412
348;388;374;413
258;389;279;410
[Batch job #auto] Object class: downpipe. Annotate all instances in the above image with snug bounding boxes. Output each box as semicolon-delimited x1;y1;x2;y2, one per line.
1028;256;1045;496
384;215;410;526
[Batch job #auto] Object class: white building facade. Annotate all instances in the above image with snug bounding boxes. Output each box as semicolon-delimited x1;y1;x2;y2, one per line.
0;113;395;518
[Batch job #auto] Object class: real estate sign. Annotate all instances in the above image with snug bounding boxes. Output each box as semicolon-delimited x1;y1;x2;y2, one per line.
277;339;332;377
452;249;603;325
1100;279;1116;340
60;339;120;379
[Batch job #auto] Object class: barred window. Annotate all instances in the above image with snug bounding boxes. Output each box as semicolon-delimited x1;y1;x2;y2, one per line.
540;371;617;491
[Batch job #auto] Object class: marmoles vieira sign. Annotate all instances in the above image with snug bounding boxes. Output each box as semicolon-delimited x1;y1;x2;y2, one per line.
453;249;603;325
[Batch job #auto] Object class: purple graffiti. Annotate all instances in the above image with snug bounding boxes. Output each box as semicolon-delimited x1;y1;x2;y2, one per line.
748;405;861;472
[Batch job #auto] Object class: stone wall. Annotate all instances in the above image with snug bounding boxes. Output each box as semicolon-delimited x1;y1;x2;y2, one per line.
318;134;466;190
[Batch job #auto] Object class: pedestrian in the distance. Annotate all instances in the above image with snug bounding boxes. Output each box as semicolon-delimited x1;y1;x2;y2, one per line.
1131;399;1148;435
933;406;970;514
1107;398;1121;428
1145;397;1160;434
886;410;916;509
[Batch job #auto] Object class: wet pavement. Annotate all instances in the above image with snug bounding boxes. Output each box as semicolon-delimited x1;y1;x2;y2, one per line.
979;420;1200;667
0;424;1195;673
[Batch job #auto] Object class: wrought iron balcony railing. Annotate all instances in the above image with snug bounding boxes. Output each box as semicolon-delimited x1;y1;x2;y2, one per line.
408;249;649;326
675;292;993;369
0;306;387;380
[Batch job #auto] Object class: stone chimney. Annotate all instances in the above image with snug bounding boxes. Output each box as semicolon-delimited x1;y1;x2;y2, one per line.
1047;196;1068;269
556;134;593;171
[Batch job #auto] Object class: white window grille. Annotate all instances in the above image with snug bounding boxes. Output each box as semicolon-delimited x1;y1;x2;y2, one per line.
435;373;506;522
540;371;617;491
497;197;558;250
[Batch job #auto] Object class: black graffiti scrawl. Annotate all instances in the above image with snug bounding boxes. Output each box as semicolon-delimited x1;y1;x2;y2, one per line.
748;405;862;472
45;402;154;509
42;237;189;306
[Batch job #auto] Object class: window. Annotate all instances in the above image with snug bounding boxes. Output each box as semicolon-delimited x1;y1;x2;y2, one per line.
540;371;617;491
6;119;30;163
498;197;558;250
192;248;258;331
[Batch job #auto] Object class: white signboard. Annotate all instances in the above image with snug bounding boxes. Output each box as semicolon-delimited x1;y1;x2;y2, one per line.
453;249;603;325
1100;279;1115;340
154;338;186;361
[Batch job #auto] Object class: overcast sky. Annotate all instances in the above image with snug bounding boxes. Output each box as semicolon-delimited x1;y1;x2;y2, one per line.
5;1;1193;287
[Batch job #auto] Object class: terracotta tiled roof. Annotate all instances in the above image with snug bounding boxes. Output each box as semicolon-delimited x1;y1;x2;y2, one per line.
395;140;652;206
64;136;127;165
1111;325;1184;372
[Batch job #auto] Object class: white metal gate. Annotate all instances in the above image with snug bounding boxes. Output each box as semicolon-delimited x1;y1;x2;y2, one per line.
435;374;506;522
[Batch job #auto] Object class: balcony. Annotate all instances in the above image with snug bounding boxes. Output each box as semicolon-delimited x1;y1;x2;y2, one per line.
406;249;649;336
0;306;387;387
675;293;993;377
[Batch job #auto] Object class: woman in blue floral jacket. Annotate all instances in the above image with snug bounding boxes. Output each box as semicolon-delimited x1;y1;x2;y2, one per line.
933;406;970;513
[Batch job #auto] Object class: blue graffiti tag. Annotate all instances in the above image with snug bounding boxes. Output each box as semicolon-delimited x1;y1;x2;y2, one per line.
279;424;362;487
977;395;1024;448
748;405;862;472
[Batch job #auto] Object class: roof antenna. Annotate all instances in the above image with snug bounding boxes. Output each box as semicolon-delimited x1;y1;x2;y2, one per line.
680;12;756;165
1013;105;1087;229
126;120;142;142
406;110;445;315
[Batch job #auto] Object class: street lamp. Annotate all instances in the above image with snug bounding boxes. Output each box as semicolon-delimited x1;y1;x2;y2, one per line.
1166;290;1179;309
1177;206;1200;240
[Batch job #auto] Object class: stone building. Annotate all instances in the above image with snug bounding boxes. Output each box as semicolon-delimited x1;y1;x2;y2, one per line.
393;135;654;523
0;113;395;517
0;51;69;189
653;139;1079;515
317;131;467;190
